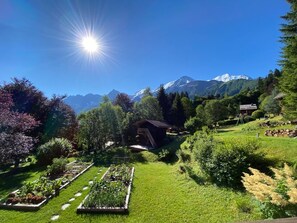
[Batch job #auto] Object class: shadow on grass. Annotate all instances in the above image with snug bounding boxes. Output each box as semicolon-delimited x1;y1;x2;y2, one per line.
0;164;46;198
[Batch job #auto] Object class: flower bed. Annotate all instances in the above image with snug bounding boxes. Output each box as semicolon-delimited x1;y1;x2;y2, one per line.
77;164;134;213
0;161;93;211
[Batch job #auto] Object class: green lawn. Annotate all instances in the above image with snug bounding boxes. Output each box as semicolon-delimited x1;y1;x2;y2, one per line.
215;120;297;164
0;162;261;223
1;119;295;222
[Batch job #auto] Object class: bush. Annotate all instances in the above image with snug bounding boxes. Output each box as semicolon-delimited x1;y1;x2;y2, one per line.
193;134;267;188
37;138;72;165
177;150;191;163
46;158;68;177
218;119;238;126
251;110;264;119
93;147;133;165
184;117;204;134
243;115;255;123
242;164;297;218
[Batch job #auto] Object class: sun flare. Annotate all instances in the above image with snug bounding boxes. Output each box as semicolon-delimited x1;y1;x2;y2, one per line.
81;36;99;54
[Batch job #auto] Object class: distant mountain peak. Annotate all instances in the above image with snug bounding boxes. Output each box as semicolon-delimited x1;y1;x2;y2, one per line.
107;89;120;101
212;73;251;82
163;75;194;90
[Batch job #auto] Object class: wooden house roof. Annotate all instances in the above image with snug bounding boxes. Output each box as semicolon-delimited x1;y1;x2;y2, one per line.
134;120;171;129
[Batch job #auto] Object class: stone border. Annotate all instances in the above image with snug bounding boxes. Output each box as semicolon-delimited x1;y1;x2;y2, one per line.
0;162;94;211
77;166;135;213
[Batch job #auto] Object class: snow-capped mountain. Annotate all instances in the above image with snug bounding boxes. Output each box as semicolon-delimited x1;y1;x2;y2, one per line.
162;76;194;91
212;73;251;82
65;74;257;113
132;76;195;101
132;88;147;101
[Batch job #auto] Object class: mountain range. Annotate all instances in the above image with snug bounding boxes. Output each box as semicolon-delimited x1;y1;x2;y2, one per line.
64;74;257;114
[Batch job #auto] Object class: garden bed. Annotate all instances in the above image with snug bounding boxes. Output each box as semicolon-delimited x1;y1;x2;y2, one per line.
77;164;134;213
0;161;93;211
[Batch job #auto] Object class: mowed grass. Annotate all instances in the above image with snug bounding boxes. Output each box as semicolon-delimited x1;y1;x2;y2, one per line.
0;162;261;223
215;120;297;164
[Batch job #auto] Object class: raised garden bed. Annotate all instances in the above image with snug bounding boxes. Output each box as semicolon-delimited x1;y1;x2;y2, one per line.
77;164;134;213
0;161;93;211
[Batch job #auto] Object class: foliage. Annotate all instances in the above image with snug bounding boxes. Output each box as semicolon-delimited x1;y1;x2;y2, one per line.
204;100;228;125
0;163;263;223
157;85;170;123
77;101;128;152
37;138;72;165
251;110;264;119
279;1;297;120
0;78;47;139
170;94;186;127
6;176;64;205
42;96;78;143
186;131;267;188
181;97;195;120
0;78;78;144
0;92;39;166
243;115;255;123
83;164;132;208
242;164;297;218
93;147;133;165
260;95;281;116
113;93;133;113
217;119;238;126
134;95;163;121
184;116;204;133
46;158;68;177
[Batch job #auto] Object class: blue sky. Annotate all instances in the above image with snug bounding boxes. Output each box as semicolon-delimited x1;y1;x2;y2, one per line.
0;0;290;97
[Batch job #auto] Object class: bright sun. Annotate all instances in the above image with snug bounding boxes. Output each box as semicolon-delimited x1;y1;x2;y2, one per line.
81;36;99;54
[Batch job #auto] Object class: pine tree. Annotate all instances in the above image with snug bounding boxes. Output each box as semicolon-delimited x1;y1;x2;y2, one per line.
279;1;297;120
157;85;170;122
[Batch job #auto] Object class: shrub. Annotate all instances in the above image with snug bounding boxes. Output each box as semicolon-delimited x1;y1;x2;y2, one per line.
217;119;238;126
184;117;204;134
37;138;72;165
46;158;68;177
252;110;265;119
177;150;191;163
94;147;133;165
243;115;255;123
242;164;297;218
194;135;267;188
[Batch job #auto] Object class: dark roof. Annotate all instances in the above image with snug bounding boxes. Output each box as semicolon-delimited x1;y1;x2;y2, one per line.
240;104;257;110
134;120;171;129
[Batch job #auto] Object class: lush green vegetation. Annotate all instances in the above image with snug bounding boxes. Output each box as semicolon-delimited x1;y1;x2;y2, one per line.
83;164;132;208
215;118;297;164
0;163;262;223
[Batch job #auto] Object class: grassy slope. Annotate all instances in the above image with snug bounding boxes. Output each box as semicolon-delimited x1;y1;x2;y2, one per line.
215;119;297;164
0;163;261;223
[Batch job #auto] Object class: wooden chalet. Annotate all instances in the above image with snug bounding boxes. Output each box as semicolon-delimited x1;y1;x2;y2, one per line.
134;120;171;149
240;104;257;115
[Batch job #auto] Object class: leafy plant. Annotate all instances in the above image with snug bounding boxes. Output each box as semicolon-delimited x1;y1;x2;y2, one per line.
37;138;72;165
46;158;68;177
242;164;297;218
83;164;132;208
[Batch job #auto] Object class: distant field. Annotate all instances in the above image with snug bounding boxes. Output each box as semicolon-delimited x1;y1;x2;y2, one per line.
215;118;297;164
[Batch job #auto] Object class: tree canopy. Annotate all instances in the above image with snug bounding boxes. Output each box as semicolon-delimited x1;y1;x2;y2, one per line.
279;1;297;119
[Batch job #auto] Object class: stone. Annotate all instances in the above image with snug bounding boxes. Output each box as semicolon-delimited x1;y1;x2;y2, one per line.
61;203;70;210
51;215;59;221
75;192;82;197
83;186;88;190
69;198;75;202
